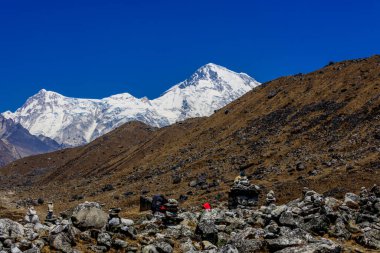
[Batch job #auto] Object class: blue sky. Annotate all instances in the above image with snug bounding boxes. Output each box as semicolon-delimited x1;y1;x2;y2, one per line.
1;0;379;112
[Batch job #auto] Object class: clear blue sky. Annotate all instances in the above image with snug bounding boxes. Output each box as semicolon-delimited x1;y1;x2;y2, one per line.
1;0;379;112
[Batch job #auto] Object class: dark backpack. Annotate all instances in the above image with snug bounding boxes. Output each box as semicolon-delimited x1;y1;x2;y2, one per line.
151;195;167;212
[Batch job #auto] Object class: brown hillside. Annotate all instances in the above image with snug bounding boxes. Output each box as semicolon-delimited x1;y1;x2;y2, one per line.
1;55;380;215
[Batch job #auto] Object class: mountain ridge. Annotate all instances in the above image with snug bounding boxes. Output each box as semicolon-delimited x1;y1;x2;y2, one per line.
3;63;260;146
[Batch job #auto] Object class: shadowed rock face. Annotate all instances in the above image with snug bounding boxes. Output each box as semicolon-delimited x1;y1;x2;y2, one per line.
0;115;61;167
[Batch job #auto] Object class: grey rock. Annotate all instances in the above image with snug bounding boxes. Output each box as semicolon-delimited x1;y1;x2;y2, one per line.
121;218;134;226
328;218;351;240
356;225;380;249
196;218;218;244
71;202;108;230
97;232;112;248
202;240;217;250
3;239;13;248
108;217;121;227
154;241;173;253
0;219;25;240
344;193;360;209
142;245;159;253
229;227;266;253
218;244;239;253
271;205;287;218
300;214;330;235
49;223;77;253
33;240;45;249
279;210;298;227
296;162;306;171
23;247;41;253
120;225;137;239
89;245;108;253
275;240;342;252
266;236;304;251
113;239;128;249
180;239;197;253
10;247;22;253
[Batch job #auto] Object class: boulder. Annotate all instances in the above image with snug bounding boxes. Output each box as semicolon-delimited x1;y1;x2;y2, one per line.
328;218;351;240
344;193;360;209
202;240;217;250
279;210;298;228
195;218;218;245
324;197;342;211
275;240;342;253
10;247;22;253
356;225;380;250
218;244;239;253
142;245;159;253
154;241;173;253
71;202;107;230
266;236;305;251
113;239;128;249
97;232;112;248
300;214;330;235
229;227;266;253
0;219;25;240
180;239;197;253
48;221;78;253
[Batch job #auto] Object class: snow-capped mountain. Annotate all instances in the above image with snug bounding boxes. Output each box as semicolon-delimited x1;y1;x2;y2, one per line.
3;63;260;146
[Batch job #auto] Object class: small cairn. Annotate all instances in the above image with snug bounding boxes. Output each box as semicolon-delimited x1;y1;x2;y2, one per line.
228;173;260;209
107;207;122;232
162;199;183;225
266;190;276;206
24;206;40;224
45;201;57;224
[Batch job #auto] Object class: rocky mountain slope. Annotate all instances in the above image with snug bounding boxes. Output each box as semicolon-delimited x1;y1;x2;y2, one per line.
3;63;260;146
0;115;61;167
0;55;379;217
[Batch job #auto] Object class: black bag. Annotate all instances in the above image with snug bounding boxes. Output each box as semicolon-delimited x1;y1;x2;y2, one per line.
151;195;167;212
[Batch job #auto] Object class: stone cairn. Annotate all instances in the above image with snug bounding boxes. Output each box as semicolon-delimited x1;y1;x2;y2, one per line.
45;201;57;224
162;199;184;225
24;207;40;224
228;175;260;209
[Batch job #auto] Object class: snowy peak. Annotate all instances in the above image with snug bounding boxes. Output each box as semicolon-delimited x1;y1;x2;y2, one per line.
179;63;229;89
178;63;257;91
5;64;261;146
34;89;63;99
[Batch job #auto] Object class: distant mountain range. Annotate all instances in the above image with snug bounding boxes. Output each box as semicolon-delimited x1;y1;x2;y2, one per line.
3;63;260;147
0;115;61;167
